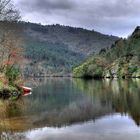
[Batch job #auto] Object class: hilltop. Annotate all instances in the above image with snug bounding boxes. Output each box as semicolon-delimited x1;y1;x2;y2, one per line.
73;26;140;78
20;22;118;76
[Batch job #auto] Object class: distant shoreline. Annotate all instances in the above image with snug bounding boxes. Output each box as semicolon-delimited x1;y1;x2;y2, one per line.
25;75;140;79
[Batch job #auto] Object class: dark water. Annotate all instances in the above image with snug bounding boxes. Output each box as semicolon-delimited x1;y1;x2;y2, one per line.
0;78;140;140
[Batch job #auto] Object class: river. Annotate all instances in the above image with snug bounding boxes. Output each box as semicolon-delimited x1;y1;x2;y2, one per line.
0;78;140;140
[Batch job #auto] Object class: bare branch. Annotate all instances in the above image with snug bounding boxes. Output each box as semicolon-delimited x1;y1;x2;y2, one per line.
0;0;20;21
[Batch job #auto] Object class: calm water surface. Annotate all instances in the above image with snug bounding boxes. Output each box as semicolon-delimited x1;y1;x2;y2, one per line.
0;78;140;140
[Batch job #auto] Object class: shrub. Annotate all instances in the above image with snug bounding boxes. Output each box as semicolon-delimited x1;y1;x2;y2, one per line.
128;65;138;74
5;66;21;85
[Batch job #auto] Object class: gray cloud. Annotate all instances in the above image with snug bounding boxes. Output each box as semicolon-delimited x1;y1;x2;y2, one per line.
14;0;140;37
15;0;76;13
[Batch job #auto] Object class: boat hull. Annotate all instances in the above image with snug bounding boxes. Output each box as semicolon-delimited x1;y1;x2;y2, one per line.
21;86;32;96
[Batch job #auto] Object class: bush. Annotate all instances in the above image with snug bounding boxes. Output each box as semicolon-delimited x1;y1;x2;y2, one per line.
5;66;21;85
73;57;106;78
128;65;138;74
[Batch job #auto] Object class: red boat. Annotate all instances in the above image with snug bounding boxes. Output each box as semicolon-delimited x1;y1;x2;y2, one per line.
21;86;32;96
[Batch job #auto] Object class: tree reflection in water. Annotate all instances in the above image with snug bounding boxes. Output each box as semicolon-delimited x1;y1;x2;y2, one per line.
73;79;140;126
0;78;140;139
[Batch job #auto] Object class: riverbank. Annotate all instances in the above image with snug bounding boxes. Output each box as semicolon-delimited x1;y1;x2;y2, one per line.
0;81;20;98
25;74;140;79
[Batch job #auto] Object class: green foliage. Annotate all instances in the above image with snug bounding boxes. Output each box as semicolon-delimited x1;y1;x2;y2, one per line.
20;22;118;76
0;81;18;94
5;66;21;85
73;27;140;78
128;65;138;74
73;57;107;78
23;40;85;75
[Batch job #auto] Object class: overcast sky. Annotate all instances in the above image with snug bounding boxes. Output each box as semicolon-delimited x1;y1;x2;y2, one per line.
13;0;140;37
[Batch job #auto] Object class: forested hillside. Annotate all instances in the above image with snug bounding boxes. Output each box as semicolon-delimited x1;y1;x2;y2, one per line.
20;22;118;76
73;27;140;78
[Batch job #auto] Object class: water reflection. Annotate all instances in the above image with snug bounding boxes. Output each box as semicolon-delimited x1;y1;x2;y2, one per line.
0;78;140;139
25;114;140;140
73;79;140;126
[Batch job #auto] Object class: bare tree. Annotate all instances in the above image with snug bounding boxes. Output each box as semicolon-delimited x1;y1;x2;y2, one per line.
0;21;24;85
0;22;23;70
0;1;23;85
0;0;20;21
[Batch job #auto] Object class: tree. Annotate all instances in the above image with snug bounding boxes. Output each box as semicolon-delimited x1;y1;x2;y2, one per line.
0;0;23;85
0;0;20;21
0;21;24;85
